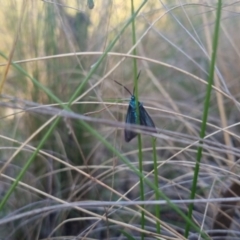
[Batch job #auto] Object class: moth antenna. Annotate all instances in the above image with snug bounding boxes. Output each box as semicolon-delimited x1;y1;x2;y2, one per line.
114;80;133;96
133;70;141;95
137;70;141;80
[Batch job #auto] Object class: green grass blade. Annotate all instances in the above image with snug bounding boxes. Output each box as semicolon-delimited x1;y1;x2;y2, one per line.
130;1;145;239
152;137;160;234
0;117;60;210
184;0;222;237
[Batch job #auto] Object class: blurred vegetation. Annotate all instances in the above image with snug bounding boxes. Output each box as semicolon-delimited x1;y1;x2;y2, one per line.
0;0;240;239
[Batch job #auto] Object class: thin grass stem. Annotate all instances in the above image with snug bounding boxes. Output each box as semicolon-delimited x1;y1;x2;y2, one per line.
130;1;145;239
152;137;160;234
184;0;222;237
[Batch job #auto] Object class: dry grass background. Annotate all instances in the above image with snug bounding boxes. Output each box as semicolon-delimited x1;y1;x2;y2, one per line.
0;0;240;239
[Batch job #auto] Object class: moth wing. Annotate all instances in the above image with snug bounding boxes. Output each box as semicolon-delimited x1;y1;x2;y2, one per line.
125;104;137;142
139;104;156;132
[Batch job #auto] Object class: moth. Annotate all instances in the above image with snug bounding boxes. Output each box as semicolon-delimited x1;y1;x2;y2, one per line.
115;79;156;142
